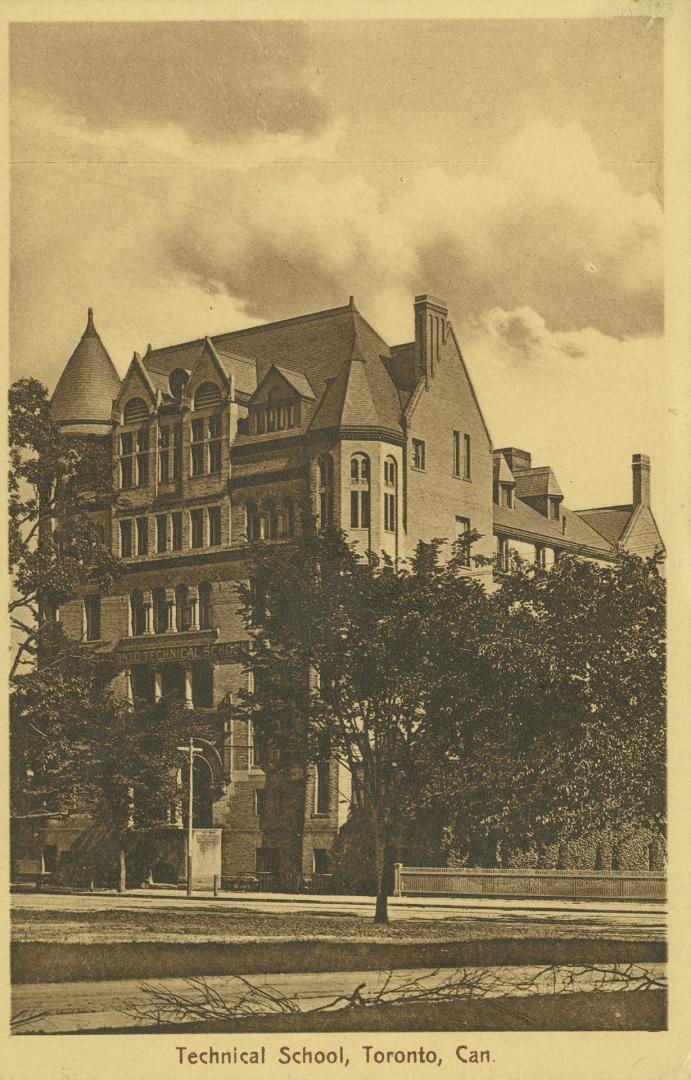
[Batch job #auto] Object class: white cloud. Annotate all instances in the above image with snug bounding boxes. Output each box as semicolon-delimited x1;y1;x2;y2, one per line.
154;118;662;342
460;306;669;532
13;91;345;170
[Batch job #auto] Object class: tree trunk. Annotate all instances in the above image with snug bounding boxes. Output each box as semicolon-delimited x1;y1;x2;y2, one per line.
117;846;127;893
373;820;389;924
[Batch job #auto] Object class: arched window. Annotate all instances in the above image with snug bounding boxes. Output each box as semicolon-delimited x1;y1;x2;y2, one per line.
130;590;146;637
384;456;397;533
194;381;222;410
123;397;148;423
350;453;370;530
246;501;261;542
317;455;334;529
175;584;190;632
153;587;168;634
168;367;190;400
198;582;212;629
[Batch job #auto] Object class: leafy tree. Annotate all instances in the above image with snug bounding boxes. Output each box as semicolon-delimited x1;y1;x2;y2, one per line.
9;378;122;821
438;550;666;866
238;524;488;922
9;378;196;890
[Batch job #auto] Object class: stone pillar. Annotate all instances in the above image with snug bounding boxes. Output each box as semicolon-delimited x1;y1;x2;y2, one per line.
184;666;194;709
143;591;153;635
153;668;163;702
188;588;200;631
166;588;177;633
124;668;133;706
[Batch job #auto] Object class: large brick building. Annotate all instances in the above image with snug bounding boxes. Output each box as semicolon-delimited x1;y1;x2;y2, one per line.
33;294;663;884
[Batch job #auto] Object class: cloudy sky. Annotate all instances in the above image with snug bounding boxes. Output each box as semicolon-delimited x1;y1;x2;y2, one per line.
10;17;665;517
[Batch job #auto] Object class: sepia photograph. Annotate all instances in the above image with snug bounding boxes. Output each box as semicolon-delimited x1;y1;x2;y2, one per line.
5;5;688;1075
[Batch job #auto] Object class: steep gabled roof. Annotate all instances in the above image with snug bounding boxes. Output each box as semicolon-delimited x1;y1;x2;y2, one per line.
494;496;614;554
493;452;516;485
139;301;403;435
51;309;121;433
575;505;634;544
514;466;564;499
272;366;316;400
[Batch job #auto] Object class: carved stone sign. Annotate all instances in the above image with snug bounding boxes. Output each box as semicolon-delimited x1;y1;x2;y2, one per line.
116;640;247;666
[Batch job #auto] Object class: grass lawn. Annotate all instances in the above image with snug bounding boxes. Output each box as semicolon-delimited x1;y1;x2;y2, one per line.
11;903;657;946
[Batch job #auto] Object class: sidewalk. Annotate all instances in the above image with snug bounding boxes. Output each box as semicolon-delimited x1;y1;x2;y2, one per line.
12;883;665;916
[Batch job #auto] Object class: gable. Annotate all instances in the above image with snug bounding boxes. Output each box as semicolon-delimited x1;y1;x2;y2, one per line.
113;356;157;421
406;323;493;451
250;365;314;406
185;341;230;407
620;505;665;558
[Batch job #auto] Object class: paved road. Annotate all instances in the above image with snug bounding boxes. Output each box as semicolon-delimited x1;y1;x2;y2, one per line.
12;962;667;1034
12;889;667;934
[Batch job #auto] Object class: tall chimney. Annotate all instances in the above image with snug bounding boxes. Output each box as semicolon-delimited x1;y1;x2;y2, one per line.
414;295;448;384
632;453;651;507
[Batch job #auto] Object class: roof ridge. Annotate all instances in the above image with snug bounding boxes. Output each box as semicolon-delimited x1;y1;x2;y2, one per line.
575;504;633;514
145;302;354;359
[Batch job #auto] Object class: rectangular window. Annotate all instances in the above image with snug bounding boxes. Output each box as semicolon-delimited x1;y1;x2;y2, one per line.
191;418;205;476
120;519;133;558
412;438;426;471
497;536;509;572
500;484;514;509
136;427;150;487
156;514;168;554
314;759;330;814
158;426;170;482
549;497;561;521
84;595;101;641
463;434;471;480
384;491;396;532
208;505;221;546
452;431;461;477
190;508;204;548
255;789;266;817
535;544;547;569
208;415;222;474
251;719;268;768
171;511;183;551
350;490;359;528
350;491;370;530
136;517;148;556
313;848;331;875
120;431;134;489
455;516;471;567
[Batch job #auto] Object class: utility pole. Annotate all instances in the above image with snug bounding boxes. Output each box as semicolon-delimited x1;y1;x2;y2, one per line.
178;736;203;898
187;734;194;898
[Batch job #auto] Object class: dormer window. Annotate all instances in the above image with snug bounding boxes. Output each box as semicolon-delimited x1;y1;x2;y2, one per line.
123;397;148;423
194;381;222;409
500;484;514;509
549;497;561;521
254;400;296;434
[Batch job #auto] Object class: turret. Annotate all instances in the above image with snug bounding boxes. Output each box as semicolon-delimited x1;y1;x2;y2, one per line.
51;308;121;436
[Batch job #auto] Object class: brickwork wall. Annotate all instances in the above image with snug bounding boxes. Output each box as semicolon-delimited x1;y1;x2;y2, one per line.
405;333;495;566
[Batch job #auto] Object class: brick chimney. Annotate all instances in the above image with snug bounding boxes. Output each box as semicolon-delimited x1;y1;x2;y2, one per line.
498;447;532;474
414;295;448;383
632;453;651;507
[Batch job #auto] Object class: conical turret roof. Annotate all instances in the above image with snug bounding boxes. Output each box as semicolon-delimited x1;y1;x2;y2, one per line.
51;309;121;435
